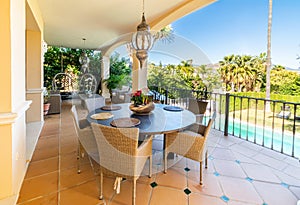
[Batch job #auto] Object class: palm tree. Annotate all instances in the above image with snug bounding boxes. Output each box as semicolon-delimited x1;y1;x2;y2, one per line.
153;25;174;44
266;0;273;111
219;55;235;91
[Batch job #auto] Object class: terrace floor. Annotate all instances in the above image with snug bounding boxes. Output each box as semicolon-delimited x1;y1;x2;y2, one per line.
17;100;300;205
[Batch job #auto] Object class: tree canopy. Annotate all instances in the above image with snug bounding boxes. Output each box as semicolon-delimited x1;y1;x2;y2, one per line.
43;46;101;91
218;53;300;96
148;60;221;92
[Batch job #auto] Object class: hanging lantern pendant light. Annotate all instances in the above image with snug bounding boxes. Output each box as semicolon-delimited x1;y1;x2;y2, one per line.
131;0;153;68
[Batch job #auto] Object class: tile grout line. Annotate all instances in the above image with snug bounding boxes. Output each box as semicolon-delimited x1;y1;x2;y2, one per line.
57;112;62;205
210;157;228;203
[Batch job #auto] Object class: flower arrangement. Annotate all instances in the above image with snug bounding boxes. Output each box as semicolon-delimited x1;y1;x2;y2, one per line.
130;89;154;114
131;90;148;106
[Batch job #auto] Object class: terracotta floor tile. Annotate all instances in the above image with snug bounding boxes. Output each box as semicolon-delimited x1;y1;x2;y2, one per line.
215;136;238;147
211;147;236;160
219;176;263;204
239;140;264;152
231;150;261;164
137;174;156;185
17;172;58;203
18;102;300;205
155;167;186;189
110;180;152;205
60;135;77;146
230;143;258;157
17;192;58;205
189;193;226;205
273;169;300;187
149;186;187;205
228;200;257;205
40;125;60;136
60;143;78;156
254;153;288;170
284;165;300;180
60;180;103;205
185;158;215;174
240;163;281;183
213;159;246;178
35;135;59;150
31;146;59;162
60;152;89;170
99;176;118;202
25;157;58;179
253;181;298;205
290;186;300;199
166;156;186;170
139;160;157;180
60;163;95;189
188;173;223;197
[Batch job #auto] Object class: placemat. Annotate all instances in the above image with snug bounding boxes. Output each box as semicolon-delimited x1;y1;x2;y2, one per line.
101;105;122;111
91;112;114;120
110;118;140;128
163;106;183;112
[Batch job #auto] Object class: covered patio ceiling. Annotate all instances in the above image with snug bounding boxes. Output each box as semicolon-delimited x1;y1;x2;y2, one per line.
37;0;216;50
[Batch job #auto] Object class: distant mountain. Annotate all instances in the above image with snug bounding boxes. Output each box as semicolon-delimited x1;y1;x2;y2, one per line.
285;66;300;73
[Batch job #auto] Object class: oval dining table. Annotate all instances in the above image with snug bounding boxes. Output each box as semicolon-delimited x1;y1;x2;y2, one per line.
87;103;196;135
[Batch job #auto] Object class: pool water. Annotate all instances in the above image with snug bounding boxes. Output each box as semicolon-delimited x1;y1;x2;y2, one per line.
211;117;300;158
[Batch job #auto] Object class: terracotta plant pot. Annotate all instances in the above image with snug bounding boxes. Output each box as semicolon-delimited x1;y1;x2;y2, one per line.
44;103;51;116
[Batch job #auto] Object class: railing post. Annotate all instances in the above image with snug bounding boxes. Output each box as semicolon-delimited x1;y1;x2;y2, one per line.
165;88;168;105
224;93;230;136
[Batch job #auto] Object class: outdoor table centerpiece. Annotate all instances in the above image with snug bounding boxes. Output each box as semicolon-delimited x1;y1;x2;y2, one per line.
129;89;154;114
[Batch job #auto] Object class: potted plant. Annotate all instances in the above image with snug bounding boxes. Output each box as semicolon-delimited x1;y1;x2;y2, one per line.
129;89;154;114
43;89;51;116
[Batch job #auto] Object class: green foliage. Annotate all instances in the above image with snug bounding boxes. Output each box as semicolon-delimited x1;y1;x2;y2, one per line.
148;60;220;100
43;46;101;91
153;25;174;44
269;65;300;95
278;75;300;95
219;53;266;92
229;92;300;113
44;46;64;89
103;53;131;95
148;60;220;93
175;60;205;90
218;53;300;96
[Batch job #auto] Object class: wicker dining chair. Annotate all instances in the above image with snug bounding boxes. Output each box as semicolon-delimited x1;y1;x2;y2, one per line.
164;114;215;185
84;96;105;113
70;105;98;174
91;123;152;205
188;98;208;123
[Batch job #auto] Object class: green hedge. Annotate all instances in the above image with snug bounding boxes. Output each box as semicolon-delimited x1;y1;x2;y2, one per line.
229;92;300;114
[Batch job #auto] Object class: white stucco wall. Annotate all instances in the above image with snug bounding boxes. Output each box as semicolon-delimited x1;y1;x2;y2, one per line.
10;0;28;199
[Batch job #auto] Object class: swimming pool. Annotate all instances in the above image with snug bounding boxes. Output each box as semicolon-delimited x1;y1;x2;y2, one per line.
214;117;300;158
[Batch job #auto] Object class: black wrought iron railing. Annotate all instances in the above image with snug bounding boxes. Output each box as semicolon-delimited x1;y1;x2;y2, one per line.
149;86;300;159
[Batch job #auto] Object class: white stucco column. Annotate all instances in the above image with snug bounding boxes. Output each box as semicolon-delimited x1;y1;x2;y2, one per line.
131;53;148;92
100;55;110;99
26;30;43;122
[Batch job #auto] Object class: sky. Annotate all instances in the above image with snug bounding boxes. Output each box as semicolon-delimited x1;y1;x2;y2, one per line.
150;0;300;69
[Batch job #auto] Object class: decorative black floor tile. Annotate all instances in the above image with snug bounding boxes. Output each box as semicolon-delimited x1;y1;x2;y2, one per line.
150;182;158;188
184;167;190;172
184;188;191;195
